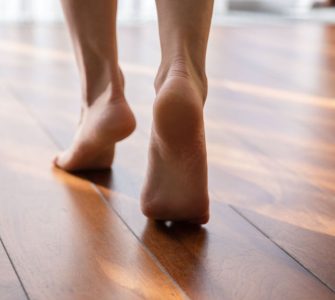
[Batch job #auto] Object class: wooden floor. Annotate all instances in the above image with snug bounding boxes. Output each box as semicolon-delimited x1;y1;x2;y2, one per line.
0;22;334;300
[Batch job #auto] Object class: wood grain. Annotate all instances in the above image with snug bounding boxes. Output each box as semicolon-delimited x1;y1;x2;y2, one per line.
205;27;335;289
0;85;184;299
1;23;335;299
0;241;27;300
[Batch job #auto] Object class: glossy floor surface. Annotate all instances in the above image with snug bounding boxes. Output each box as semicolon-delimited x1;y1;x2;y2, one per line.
0;23;334;300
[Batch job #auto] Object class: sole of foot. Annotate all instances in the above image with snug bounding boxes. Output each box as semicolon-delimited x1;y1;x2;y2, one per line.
54;98;136;172
141;75;209;225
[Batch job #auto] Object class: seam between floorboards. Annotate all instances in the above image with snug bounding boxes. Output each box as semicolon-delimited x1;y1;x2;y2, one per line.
0;86;43;300
241;137;335;202
4;86;189;299
90;184;190;300
6;85;65;151
222;133;335;292
132;125;335;295
0;238;30;300
8;82;334;296
228;204;335;293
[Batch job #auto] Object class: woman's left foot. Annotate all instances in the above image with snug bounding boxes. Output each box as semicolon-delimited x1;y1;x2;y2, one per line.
54;95;136;171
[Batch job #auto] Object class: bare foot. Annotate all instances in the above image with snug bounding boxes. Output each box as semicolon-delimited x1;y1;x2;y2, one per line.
141;70;209;224
54;86;136;171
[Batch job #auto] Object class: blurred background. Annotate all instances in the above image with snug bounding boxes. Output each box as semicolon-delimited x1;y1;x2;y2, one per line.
0;0;334;24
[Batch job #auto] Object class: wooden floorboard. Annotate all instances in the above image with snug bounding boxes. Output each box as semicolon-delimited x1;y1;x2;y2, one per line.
204;85;335;286
0;23;335;299
0;240;27;300
12;79;334;298
0;85;184;299
206;28;335;289
91;155;335;300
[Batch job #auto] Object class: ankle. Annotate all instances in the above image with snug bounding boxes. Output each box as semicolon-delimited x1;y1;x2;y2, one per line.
83;67;125;107
155;55;208;102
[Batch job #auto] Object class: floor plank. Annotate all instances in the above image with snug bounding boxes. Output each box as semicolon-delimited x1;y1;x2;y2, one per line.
205;27;335;289
0;85;184;299
0;241;27;300
205;90;335;290
0;23;335;299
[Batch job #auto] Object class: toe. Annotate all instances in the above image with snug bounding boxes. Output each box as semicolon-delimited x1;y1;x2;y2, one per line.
53;151;72;170
52;155;58;166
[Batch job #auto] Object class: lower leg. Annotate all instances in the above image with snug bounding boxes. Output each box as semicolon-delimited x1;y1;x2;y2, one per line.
141;0;214;224
55;0;135;171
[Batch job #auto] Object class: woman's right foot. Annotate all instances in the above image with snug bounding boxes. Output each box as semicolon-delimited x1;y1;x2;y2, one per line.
141;63;210;224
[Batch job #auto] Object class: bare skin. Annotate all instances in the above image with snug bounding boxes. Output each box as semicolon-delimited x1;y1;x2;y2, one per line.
54;0;135;171
141;0;214;224
56;0;213;224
